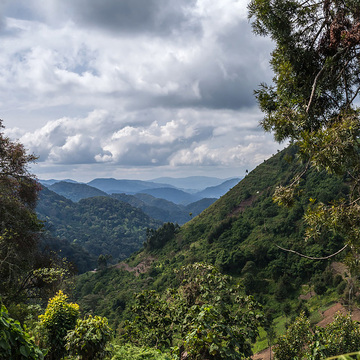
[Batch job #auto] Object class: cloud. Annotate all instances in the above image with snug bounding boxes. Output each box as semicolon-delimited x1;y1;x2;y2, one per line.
0;0;273;112
1;0;278;180
169;135;279;167
16;107;281;175
59;0;201;37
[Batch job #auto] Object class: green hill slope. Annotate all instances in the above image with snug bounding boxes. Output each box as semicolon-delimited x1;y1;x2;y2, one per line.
74;146;349;327
48;181;108;201
37;188;161;264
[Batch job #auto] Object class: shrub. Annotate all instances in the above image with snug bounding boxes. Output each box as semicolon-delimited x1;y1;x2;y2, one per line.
112;344;171;360
0;304;44;360
38;290;79;360
65;315;113;360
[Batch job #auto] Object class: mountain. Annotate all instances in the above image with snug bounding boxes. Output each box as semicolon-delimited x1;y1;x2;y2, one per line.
36;187;161;266
41;182;216;225
138;187;200;205
185;198;217;216
74;146;349;329
195;178;241;198
87;178;172;194
39;178;80;186
150;176;235;191
112;193;217;224
41;177;242;205
48;181;108;202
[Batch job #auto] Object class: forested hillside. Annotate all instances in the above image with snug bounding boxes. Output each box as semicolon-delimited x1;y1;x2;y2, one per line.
37;187;161;265
74;146;350;330
44;181;217;225
48;181;108;201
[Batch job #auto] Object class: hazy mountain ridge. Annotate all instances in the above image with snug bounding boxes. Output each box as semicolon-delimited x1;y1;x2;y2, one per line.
196;178;241;198
150;176;241;191
40;176;235;224
87;178;173;194
48;181;108;202
40;176;240;200
112;192;216;224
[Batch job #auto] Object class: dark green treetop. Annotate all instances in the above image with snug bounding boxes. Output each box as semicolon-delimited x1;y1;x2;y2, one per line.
248;0;360;258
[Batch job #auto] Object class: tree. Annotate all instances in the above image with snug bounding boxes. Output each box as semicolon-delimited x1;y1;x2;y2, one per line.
145;222;179;250
248;1;360;259
273;312;360;360
65;315;113;360
0;120;44;303
122;263;264;360
38;290;80;360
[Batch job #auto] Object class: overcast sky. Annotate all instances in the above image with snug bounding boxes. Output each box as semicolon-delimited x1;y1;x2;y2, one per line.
1;0;282;182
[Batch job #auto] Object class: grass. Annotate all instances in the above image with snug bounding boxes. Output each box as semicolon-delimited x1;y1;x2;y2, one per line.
253;315;288;354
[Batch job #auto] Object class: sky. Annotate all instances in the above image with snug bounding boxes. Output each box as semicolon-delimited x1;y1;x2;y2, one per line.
1;0;282;182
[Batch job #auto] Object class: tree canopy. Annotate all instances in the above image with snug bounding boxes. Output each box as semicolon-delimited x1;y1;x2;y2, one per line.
248;0;360;258
0;120;44;303
0;121;69;308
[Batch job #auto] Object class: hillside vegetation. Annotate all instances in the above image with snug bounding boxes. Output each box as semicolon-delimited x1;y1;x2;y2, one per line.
74;146;350;332
37;188;161;267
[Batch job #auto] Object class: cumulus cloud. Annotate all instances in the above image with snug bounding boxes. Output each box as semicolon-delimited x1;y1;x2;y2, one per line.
1;0;278;180
16;107;281;179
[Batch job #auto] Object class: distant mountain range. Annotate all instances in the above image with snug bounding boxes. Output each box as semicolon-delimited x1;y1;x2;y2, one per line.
87;178;171;194
150;176;233;191
40;176;241;202
39;176;241;224
48;181;107;202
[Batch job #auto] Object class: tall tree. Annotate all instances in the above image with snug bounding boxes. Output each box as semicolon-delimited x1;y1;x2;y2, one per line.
248;0;360;260
0;120;56;305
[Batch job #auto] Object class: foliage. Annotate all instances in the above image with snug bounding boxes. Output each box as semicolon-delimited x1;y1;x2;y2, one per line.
65;315;113;360
145;222;180;250
73;147;349;328
38;290;80;360
248;0;360;259
39;232;95;274
111;344;171;360
122;263;264;360
0;120;44;303
0;304;45;360
120;290;174;349
273;312;312;360
37;188;161;264
273;312;360;360
309;313;360;360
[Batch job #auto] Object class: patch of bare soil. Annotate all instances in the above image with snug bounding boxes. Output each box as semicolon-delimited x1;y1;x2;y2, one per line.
252;346;273;360
330;261;349;278
299;290;315;300
115;256;155;277
230;194;258;217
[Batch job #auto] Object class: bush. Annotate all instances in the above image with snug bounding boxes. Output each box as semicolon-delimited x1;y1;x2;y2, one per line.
112;344;171;360
38;290;79;360
65;315;113;360
0;304;44;360
274;312;360;360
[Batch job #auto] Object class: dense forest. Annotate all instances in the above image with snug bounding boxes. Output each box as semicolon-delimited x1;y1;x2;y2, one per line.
37;187;161;269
